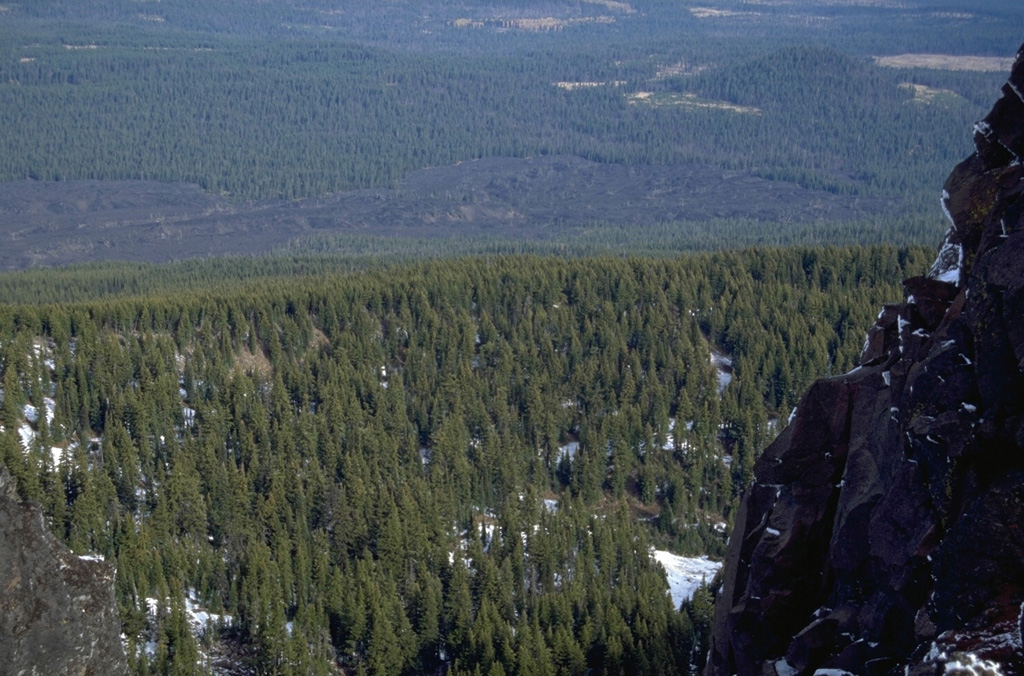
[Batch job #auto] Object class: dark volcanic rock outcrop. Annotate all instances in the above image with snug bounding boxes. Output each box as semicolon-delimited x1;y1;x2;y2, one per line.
0;465;129;675
706;45;1024;675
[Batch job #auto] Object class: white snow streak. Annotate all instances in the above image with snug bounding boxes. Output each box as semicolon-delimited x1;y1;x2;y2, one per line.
557;441;579;463
651;550;721;610
185;589;233;637
774;660;799;676
710;351;733;395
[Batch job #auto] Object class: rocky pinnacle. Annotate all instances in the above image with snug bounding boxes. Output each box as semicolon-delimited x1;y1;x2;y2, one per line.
706;43;1024;676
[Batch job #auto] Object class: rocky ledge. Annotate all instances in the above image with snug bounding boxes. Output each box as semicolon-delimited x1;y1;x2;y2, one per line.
706;44;1024;676
0;465;129;675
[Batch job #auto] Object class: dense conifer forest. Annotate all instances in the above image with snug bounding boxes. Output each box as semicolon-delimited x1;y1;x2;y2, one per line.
1;0;1021;673
0;247;930;673
1;0;1018;219
0;36;993;205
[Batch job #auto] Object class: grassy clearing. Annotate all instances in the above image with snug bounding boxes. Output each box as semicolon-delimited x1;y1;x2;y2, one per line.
451;16;616;31
554;80;627;90
583;0;636;14
655;62;710;79
874;54;1014;72
899;82;966;106
628;91;761;114
689;7;757;18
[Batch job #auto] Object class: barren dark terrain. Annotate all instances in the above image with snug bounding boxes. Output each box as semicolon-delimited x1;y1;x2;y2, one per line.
0;155;898;269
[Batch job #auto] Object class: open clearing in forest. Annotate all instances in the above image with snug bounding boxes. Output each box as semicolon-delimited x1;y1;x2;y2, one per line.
451;15;616;30
554;80;626;90
628;91;762;114
874;54;1014;72
689;7;758;18
899;83;966;106
654;61;709;79
583;0;635;12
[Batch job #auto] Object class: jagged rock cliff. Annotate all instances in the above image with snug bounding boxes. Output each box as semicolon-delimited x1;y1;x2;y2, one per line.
0;465;129;676
706;45;1024;676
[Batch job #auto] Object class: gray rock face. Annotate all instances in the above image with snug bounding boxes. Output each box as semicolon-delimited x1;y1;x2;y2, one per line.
706;44;1024;676
0;466;129;676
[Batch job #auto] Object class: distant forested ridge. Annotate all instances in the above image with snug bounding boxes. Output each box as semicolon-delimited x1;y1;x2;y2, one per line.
0;247;928;674
0;0;1014;216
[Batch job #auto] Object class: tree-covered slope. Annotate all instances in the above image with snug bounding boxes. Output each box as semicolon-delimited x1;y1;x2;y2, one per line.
0;2;1009;210
0;247;927;674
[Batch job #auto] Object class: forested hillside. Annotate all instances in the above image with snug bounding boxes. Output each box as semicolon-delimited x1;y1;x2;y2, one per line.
0;247;928;674
0;1;1018;673
0;35;996;207
1;0;1017;218
1;0;1019;273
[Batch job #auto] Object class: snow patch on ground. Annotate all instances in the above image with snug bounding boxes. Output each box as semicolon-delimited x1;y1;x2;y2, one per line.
479;521;498;552
929;237;962;286
940;652;1004;675
774;659;799;676
185;589;233;637
18;422;35;450
656;418;677;451
140;592;234;665
557;441;579;463
710;350;733;396
651;550;722;610
18;400;67;465
1019;601;1024;649
937;264;958;282
141;598;161;658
